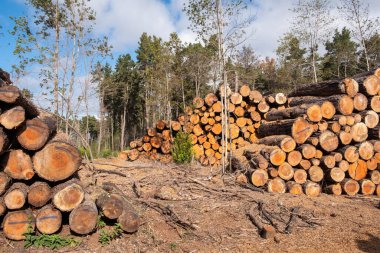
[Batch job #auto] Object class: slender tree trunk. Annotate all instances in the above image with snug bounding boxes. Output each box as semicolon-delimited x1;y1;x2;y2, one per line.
54;0;60;124
110;113;114;151
181;77;185;110
120;105;126;151
97;85;105;156
311;47;318;83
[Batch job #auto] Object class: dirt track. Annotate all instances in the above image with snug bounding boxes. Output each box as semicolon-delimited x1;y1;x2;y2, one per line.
1;158;379;253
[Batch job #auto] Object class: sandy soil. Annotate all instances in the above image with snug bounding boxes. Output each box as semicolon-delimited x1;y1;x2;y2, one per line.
0;158;379;253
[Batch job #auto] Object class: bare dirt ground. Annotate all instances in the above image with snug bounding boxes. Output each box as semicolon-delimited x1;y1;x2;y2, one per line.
0;158;379;253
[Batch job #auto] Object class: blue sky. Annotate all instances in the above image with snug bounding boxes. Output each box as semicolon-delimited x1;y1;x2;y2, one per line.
1;0;379;115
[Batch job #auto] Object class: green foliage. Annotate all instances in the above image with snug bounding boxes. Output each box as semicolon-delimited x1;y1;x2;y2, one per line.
322;27;358;79
172;131;193;164
97;214;123;245
98;223;123;245
23;224;79;250
79;146;91;158
170;242;178;250
99;149;118;158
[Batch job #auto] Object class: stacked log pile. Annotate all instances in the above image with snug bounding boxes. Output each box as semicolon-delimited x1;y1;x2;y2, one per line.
0;69;140;241
122;85;287;166
233;68;380;197
123;68;380;197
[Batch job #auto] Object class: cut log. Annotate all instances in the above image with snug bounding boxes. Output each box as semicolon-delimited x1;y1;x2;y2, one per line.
250;169;269;187
360;179;376;195
325;183;342;195
289;95;354;115
293;169;307;184
170;121;181;132
350;122;368;142
320;155;335;169
268;167;279;178
96;193;125;219
230;92;243;105
36;205;62;234
360;110;379;129
286;181;304;195
2;149;34;180
366;158;377;171
33;138;81;182
278;162;294;180
128;149;139;161
244;151;268;169
265;106;306;121
370;96;380;112
0;106;25;129
289;78;358;97
0;85;39;118
369;170;380;184
341;179;360;196
27;182;52;208
256;135;296;153
257;101;270;113
319;130;339;152
52;179;84;212
147;128;156;137
339;131;352;145
353;93;368;111
156;120;167;131
321;101;336;119
311;158;320;166
249;90;263;103
300;159;312;170
150;136;162;148
4;183;28;210
0;127;9;154
348;160;368;181
117;200;140;233
17;116;57;151
303;181;321;197
69;200;98;235
326;167;345;183
339;146;359;163
205;93;218;107
142;143;152;152
0;172;10;195
287;150;302;166
275;93;287;105
292;118;314;144
307;104;322;122
161;140;171;154
267;178;286;193
308;166;324;183
357;141;374;160
358;75;380;96
260;147;286;166
3;210;35;240
299;144;317;160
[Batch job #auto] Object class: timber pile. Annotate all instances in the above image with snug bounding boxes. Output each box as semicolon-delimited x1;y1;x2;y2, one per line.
121;85;287;166
233;68;380;197
0;69;140;241
123;68;380;197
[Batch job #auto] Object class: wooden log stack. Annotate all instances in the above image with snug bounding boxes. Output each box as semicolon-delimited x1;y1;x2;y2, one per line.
123;68;380;197
0;69;140;241
233;68;380;197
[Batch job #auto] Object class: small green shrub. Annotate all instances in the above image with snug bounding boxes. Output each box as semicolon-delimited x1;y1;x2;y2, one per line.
172;131;193;164
79;146;90;158
23;224;80;249
97;214;123;245
99;149;113;158
98;223;123;245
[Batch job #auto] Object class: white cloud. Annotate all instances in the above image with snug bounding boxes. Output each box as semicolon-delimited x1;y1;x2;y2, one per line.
89;0;177;51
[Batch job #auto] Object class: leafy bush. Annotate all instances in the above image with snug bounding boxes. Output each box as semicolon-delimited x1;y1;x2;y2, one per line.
99;149;113;158
23;224;80;249
78;146;91;158
97;214;123;245
172;131;193;164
